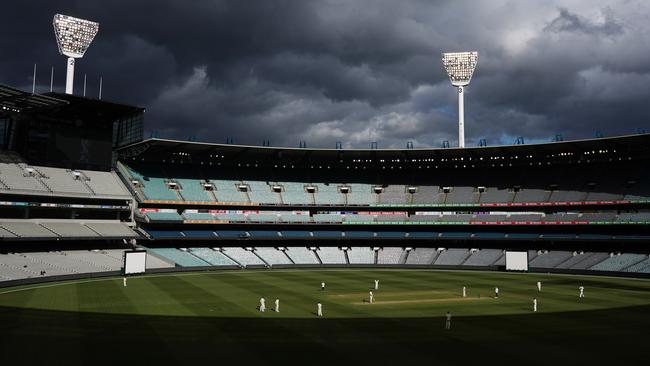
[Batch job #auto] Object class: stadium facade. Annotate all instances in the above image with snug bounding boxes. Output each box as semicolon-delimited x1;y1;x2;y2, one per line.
1;82;650;286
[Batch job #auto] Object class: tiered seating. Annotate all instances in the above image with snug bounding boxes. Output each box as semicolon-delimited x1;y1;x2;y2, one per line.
221;247;265;266
61;250;123;271
591;254;647;271
37;167;91;195
317;247;346;264
377;247;405;264
183;212;215;220
346;247;375;264
254;248;292;265
0;250;173;280
24;252;108;273
437;214;473;222
434;249;470;265
578;212;616;222
142;177;180;201
280;182;313;204
176;178;213;202
247;181;280;204
542;213;579;222
247;213;279;222
313;214;343;223
549;190;586;202
0;253;52;279
405;248;437;264
212;180;248;202
568;252;609;269
279;213;312;223
412;186;442;204
84;222;138;237
445;187;476;204
145;253;176;269
82;170;130;197
343;214;374;222
513;189;548;203
0;222;55;237
554;252;590;269
189;248;237;266
379;185;408;204
314;183;344;205
285;247;319;264
585;192;623;201
0;163;49;192
41;222;99;237
463;249;503;266
375;214;408;222
479;188;513;203
616;212;650;223
213;212;247;222
346;184;375;205
146;211;183;221
148;248;209;267
624;258;650;273
529;251;573;268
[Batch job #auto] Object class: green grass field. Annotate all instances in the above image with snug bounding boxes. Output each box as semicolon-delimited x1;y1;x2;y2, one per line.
1;268;649;365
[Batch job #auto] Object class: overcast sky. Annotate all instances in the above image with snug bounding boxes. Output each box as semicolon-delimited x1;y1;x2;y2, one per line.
1;0;649;148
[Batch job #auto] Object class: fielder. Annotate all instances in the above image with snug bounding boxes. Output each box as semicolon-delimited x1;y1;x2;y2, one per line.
259;297;266;312
579;286;585;299
445;311;452;330
123;277;127;287
321;282;326;291
537;281;542;292
462;286;466;298
275;298;280;313
533;298;538;312
495;287;500;298
317;302;323;317
374;280;379;290
369;291;374;304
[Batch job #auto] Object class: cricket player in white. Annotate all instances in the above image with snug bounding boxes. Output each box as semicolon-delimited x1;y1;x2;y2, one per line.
533;298;537;312
374;280;379;290
321;282;326;291
317;302;323;317
275;298;280;312
445;311;452;330
495;287;499;298
259;298;266;312
537;281;542;292
123;277;127;287
579;286;585;299
462;286;466;298
369;291;374;304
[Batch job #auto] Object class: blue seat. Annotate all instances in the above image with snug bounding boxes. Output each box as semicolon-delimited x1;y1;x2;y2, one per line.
183;230;217;238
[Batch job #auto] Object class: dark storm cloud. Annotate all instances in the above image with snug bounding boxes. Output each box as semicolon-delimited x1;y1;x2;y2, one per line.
1;1;649;148
544;7;624;36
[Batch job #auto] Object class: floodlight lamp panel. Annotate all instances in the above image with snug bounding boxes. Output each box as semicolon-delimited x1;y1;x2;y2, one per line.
53;14;99;58
442;51;478;87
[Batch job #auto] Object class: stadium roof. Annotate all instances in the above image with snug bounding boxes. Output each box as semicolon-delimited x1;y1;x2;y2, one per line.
42;92;144;123
0;84;68;115
118;133;650;167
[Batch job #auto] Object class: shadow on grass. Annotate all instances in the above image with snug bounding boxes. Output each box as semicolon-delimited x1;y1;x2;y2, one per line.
1;305;649;365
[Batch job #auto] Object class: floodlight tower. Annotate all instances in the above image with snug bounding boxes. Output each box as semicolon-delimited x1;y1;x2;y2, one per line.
53;14;99;95
442;51;478;148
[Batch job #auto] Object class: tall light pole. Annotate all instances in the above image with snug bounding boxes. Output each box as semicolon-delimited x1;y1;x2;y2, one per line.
53;14;99;95
442;51;478;148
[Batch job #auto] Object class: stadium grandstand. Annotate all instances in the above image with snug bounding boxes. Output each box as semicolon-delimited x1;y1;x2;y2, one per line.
2;87;650;283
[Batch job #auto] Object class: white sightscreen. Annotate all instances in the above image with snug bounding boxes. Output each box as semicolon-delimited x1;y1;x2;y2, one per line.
505;251;528;271
124;251;147;274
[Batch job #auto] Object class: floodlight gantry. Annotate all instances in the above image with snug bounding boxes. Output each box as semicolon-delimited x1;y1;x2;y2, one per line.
442;51;478;148
53;14;99;95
